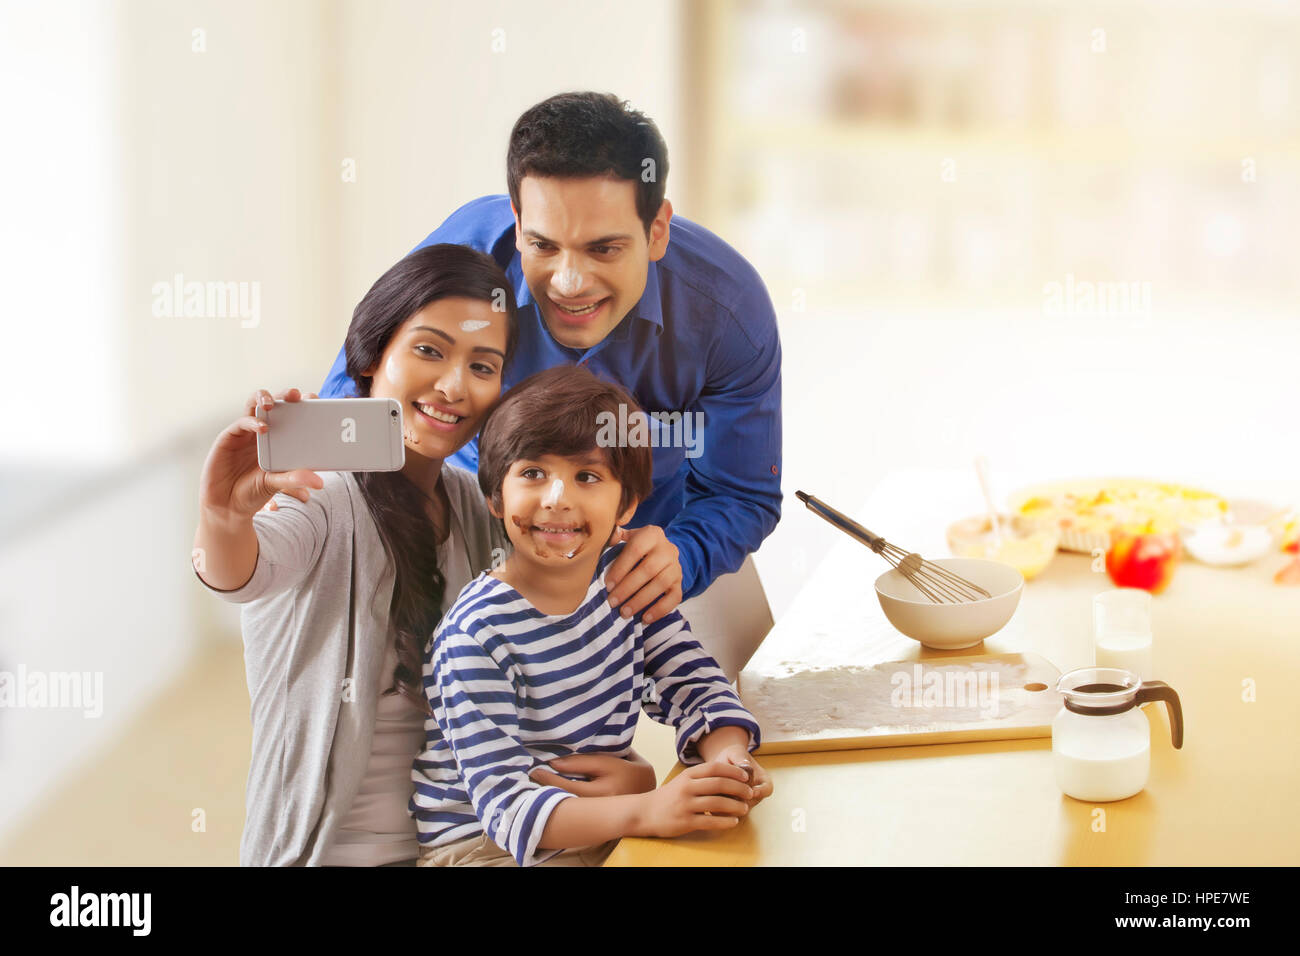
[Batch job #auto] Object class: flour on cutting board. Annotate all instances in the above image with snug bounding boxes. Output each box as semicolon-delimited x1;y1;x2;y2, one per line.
743;658;1036;738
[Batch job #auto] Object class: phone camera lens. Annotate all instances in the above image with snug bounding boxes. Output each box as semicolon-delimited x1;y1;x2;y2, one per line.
390;409;397;418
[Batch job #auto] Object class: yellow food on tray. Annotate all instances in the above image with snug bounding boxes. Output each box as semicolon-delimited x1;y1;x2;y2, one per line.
1012;479;1228;553
1282;515;1299;555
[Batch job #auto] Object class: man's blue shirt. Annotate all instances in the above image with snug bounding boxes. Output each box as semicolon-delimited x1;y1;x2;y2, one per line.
321;195;782;599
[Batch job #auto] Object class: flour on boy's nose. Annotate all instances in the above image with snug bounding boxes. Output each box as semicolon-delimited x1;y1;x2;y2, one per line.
541;478;564;508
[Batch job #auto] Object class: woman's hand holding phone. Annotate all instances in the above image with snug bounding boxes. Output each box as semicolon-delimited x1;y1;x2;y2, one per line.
194;388;323;592
199;388;324;522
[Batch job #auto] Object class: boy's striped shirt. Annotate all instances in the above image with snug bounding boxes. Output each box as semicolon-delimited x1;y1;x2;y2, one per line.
411;542;760;867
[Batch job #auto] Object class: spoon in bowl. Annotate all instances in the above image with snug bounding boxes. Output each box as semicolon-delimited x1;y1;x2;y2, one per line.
974;455;1002;547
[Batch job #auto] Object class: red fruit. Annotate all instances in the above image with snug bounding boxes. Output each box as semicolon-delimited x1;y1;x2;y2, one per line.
1106;528;1180;594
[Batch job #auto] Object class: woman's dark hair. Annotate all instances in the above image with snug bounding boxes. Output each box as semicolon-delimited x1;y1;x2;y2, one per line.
346;243;518;714
476;365;653;529
507;92;669;237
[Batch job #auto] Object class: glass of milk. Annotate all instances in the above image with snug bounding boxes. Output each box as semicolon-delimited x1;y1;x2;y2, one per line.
1052;667;1185;802
1092;588;1153;681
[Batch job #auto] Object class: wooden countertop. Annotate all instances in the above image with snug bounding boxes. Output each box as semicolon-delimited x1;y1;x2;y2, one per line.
607;470;1300;865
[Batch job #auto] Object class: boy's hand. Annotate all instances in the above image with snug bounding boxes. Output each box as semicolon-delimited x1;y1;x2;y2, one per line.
529;750;658;797
715;743;774;809
635;761;753;838
605;524;683;625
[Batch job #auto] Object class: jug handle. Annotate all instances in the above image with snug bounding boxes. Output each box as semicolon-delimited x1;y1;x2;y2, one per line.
1136;681;1183;749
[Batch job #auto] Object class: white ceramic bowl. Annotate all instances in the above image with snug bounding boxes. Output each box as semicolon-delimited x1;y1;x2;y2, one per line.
1181;523;1272;566
1180;498;1288;566
875;557;1024;650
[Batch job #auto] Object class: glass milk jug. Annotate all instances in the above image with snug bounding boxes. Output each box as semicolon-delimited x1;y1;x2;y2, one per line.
1052;667;1184;802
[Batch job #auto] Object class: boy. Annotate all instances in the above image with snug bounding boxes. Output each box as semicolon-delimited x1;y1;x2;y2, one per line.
412;365;771;867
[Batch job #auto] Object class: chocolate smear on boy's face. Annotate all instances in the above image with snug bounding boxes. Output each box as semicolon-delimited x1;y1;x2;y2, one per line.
510;514;591;560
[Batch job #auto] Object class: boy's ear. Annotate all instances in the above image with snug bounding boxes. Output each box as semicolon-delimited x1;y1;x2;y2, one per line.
618;499;639;526
486;492;504;520
608;499;639;542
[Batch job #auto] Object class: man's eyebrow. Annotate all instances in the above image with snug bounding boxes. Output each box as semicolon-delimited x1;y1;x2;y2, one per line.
410;326;505;360
521;229;633;246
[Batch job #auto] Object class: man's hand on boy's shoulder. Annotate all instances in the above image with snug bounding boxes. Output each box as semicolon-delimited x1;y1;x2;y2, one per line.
605;525;683;625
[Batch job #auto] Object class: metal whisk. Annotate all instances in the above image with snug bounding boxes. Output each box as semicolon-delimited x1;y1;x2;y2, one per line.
795;490;991;604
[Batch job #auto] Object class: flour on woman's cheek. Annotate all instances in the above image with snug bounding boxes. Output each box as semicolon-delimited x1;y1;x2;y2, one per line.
384;355;402;386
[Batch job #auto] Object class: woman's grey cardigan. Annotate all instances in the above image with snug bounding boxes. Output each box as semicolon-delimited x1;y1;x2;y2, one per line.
202;465;505;866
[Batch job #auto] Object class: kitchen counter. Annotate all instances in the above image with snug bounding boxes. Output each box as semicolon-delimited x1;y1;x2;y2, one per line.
606;469;1300;865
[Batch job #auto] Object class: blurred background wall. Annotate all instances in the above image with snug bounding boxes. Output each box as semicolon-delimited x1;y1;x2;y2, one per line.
1;0;1296;863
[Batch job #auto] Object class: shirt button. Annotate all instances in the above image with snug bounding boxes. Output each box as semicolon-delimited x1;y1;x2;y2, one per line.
771;465;779;475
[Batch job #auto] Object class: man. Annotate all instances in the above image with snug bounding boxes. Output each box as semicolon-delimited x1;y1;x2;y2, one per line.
321;92;782;638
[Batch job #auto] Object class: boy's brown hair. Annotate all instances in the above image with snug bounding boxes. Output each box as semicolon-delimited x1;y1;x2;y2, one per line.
477;365;653;520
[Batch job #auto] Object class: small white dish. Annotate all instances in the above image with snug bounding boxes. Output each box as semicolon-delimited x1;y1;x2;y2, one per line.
1181;497;1284;567
875;557;1024;650
1182;523;1272;566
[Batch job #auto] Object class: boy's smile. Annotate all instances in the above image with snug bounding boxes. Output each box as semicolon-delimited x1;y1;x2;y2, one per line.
511;514;591;557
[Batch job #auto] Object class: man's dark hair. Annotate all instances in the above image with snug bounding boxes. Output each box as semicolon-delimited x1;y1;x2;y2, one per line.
507;92;669;237
477;364;653;524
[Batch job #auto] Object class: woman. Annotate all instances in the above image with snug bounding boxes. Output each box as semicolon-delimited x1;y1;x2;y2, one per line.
194;244;679;865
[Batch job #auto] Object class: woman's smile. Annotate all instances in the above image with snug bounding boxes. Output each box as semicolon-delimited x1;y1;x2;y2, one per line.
412;400;466;431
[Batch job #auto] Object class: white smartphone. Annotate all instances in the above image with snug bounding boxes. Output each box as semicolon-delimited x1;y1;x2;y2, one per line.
255;398;406;472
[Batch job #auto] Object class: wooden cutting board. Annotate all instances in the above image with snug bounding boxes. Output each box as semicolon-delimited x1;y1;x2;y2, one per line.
739;652;1062;754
